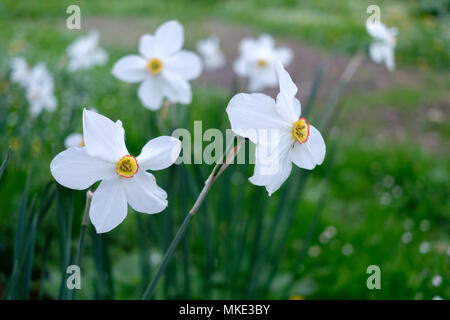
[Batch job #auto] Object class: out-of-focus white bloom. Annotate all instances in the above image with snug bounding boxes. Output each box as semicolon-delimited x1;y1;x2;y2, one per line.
50;109;181;233
432;296;443;300
64;133;84;148
233;34;292;91
196;36;225;70
366;21;397;71
308;245;321;257
10;57;30;87
431;275;442;287
341;243;354;256
226;62;325;196
25;63;57;117
67;31;108;72
112;20;202;110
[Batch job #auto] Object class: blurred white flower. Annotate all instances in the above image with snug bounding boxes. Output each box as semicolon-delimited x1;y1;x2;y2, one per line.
341;243;354;256
419;219;430;232
234;34;292;91
319;226;337;244
196;36;226;70
432;296;443;300
366;21;397;71
25;63;57;117
112;20;202;110
226;62;325;195
308;245;321;257
67;30;108;72
50;109;181;233
64;133;84;148
431;275;442;287
401;231;413;244
10;57;30;87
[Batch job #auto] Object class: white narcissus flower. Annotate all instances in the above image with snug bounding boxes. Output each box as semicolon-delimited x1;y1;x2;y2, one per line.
196;36;226;70
112;20;202;110
50;109;181;233
67;30;108;72
26;63;57;117
366;21;397;71
64;133;84;148
234;34;293;91
226;62;325;196
10;57;30;87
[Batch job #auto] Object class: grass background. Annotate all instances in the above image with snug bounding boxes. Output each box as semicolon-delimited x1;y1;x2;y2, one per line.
0;0;448;299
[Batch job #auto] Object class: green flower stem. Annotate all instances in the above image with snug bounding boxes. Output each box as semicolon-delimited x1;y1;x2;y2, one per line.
142;139;245;300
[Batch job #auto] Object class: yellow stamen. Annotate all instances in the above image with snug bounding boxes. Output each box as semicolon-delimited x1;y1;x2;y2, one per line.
146;58;163;75
116;155;139;178
257;59;267;68
79;139;85;147
292;117;310;144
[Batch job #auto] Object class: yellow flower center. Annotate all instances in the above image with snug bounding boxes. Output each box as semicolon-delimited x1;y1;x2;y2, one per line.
292;117;310;144
116;155;139;178
79;139;85;147
146;58;163;75
257;59;268;68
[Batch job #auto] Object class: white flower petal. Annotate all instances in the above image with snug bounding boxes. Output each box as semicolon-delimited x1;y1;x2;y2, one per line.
123;172;168;214
112;55;147;83
290;125;325;170
259;34;274;49
139;34;158;59
136;136;181;171
275;61;300;122
247;64;278;91
154;20;184;57
161;71;192;104
384;46;395;71
226;93;291;144
83;109;128;162
366;22;391;43
89;178;128;233
137;77;164;110
369;42;385;63
164;50;202;80
50;147;115;190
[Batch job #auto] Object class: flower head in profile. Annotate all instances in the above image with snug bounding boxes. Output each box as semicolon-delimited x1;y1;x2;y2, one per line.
196;36;225;70
10;57;30;87
112;20;202;110
26;63;57;117
50;109;181;233
234;34;293;91
226;62;325;196
366;21;397;71
67;30;108;72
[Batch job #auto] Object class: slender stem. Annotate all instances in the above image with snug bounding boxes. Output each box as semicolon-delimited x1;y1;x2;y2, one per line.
69;190;92;300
